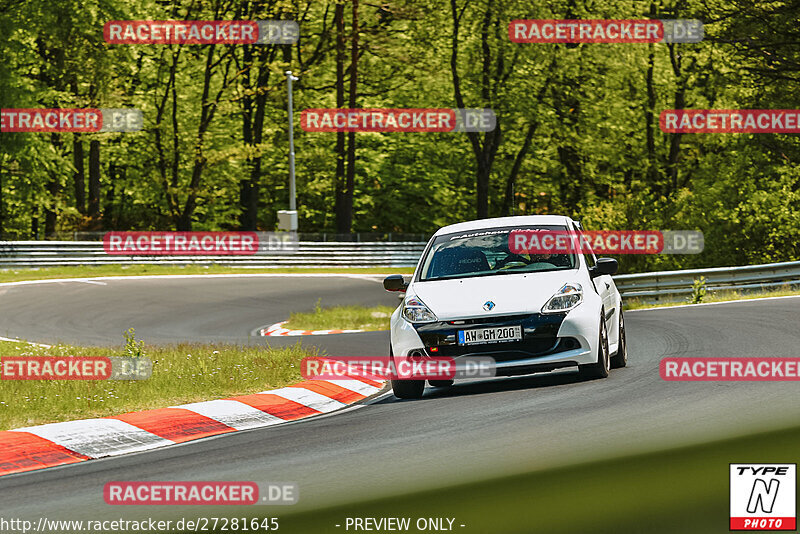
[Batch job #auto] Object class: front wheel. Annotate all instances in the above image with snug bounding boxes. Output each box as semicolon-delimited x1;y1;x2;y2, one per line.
578;315;610;380
390;345;425;399
610;311;627;369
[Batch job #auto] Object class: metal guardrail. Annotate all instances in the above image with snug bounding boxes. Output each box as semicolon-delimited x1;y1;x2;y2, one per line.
11;232;431;243
613;260;800;301
0;241;798;302
0;241;427;268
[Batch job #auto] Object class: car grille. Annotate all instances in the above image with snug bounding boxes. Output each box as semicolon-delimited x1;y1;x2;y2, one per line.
446;314;530;325
414;312;574;359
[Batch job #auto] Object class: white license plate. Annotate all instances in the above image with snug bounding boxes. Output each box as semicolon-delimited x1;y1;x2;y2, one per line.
458;325;522;345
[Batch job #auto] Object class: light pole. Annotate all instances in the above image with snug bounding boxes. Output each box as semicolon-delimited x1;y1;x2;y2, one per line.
286;70;299;212
279;71;299;231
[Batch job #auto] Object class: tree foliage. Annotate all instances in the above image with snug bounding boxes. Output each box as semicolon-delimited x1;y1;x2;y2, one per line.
1;0;799;271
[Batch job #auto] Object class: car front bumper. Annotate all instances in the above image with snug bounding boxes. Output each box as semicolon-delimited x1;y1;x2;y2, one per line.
390;307;598;375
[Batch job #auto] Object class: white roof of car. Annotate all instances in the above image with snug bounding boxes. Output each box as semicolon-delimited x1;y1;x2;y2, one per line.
433;215;575;236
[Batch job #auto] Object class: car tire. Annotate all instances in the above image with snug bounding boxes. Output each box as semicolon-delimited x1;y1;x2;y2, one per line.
579;315;610;380
610;311;627;369
392;379;426;399
428;379;454;388
389;345;425;399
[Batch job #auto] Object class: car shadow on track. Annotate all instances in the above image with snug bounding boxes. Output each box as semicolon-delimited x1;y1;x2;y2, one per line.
377;369;593;403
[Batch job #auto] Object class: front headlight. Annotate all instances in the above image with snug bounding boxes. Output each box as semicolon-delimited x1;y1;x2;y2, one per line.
402;295;438;323
541;283;583;314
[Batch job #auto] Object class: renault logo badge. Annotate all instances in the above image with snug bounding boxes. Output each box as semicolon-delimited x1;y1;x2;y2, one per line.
483;301;495;311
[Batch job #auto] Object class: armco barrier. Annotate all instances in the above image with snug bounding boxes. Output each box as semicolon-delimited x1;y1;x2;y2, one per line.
613;260;800;301
0;241;427;268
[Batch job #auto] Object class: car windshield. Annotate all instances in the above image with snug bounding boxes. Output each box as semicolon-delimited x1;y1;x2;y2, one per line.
418;225;578;281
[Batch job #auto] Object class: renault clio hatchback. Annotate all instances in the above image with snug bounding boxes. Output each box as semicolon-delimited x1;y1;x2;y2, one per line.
383;215;626;399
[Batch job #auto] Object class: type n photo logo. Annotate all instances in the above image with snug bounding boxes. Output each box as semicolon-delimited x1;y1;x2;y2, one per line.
730;464;796;530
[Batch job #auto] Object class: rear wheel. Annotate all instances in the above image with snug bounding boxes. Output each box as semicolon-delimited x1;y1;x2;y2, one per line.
610;311;627;369
429;379;454;388
392;379;425;398
390;345;425;399
579;315;610;380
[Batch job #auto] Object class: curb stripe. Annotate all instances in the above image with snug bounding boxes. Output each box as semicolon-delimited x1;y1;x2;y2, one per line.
0;431;89;475
264;387;348;413
325;379;382;396
313;357;389;386
10;419;173;459
290;380;366;404
228;393;320;421
0;376;386;478
259;320;368;337
347;374;386;388
111;408;236;443
173;400;285;431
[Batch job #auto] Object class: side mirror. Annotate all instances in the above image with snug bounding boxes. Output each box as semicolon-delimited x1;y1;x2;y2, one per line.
591;258;618;277
383;274;408;292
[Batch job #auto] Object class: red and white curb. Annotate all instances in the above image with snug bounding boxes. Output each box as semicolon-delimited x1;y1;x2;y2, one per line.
259;321;366;337
0;368;387;477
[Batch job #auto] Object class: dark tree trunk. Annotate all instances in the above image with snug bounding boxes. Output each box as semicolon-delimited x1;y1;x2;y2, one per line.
240;44;256;230
178;37;232;231
45;133;61;237
44;180;58;237
643;3;659;190
88;140;101;219
153;48;182;221
666;44;686;197
240;159;261;230
343;0;359;233
450;0;504;219
334;2;348;234
73;135;86;215
239;44;273;230
104;163;117;229
0;171;3;235
644;44;658;187
500;121;537;216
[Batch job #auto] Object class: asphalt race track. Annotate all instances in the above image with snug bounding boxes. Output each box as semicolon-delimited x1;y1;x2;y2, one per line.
2;276;800;526
0;275;398;354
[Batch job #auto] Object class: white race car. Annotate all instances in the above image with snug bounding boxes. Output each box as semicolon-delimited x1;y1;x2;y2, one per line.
383;215;626;399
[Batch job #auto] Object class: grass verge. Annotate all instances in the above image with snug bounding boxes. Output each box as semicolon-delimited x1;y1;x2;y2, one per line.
0;338;315;430
283;301;396;331
276;424;800;534
0;264;413;284
624;285;800;311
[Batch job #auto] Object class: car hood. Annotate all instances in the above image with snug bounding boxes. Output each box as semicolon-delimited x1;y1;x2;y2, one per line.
409;270;581;320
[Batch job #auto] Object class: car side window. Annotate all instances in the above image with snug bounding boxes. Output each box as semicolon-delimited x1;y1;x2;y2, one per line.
573;223;597;268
